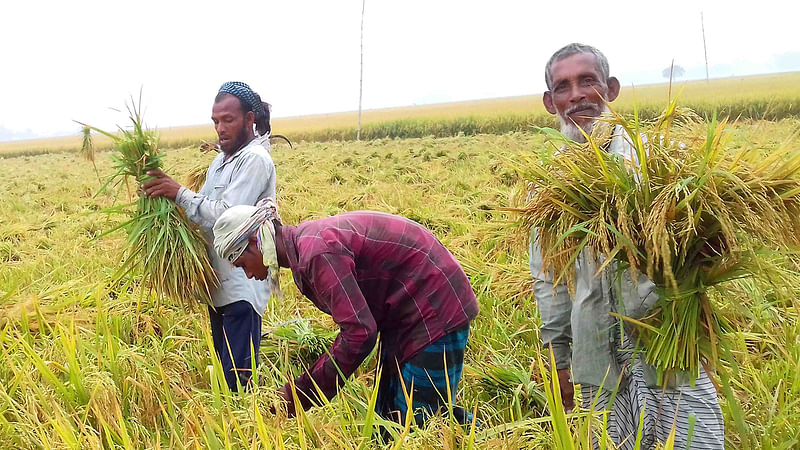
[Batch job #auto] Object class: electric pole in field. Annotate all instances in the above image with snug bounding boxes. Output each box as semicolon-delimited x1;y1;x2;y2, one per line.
357;0;366;140
701;12;709;82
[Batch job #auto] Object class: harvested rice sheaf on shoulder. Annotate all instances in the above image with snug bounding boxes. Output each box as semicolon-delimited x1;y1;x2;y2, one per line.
81;100;217;307
519;99;800;380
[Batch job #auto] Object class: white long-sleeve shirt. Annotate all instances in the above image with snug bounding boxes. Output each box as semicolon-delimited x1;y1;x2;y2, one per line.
176;138;276;315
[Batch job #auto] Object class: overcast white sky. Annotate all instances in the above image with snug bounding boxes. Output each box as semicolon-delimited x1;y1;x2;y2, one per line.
1;0;798;141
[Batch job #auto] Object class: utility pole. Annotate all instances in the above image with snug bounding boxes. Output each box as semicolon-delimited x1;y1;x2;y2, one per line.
357;0;366;140
701;12;709;82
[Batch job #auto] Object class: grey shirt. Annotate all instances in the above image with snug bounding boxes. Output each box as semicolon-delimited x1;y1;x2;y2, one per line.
529;126;690;389
529;235;662;389
176;138;276;315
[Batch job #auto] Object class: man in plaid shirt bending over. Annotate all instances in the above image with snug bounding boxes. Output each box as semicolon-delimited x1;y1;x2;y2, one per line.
212;199;479;427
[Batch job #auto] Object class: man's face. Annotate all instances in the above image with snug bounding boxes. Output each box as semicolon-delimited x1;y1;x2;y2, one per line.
543;52;620;141
212;95;253;153
233;241;269;280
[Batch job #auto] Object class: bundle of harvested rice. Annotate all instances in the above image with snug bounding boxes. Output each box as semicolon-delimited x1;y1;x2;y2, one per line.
466;362;547;411
80;126;94;162
81;125;101;181
518;99;800;379
80;99;216;307
261;318;336;369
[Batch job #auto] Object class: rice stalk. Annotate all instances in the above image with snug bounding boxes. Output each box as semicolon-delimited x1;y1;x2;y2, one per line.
261;318;337;371
517;99;800;379
81;125;101;181
80;126;94;162
78;96;216;308
185;163;209;193
186;137;289;193
467;362;547;413
184;142;218;192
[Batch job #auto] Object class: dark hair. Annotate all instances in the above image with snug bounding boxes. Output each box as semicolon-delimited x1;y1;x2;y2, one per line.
214;92;250;114
255;101;271;136
545;43;610;90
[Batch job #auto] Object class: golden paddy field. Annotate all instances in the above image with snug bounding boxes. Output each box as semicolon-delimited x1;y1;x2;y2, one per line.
0;74;799;448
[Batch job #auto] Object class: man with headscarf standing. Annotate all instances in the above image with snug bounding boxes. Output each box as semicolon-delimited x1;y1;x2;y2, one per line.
142;81;276;392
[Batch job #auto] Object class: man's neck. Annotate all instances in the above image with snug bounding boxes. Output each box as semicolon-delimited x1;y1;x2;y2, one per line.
274;223;290;268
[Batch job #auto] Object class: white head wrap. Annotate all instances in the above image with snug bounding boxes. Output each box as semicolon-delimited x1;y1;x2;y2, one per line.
213;198;282;298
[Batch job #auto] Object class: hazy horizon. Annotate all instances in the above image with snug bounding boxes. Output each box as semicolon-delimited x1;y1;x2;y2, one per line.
2;0;798;142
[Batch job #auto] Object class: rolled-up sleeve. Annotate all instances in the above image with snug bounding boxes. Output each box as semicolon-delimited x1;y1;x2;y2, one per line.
529;229;573;370
176;152;276;230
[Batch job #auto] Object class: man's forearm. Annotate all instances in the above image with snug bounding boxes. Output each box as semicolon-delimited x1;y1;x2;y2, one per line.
176;186;229;229
176;155;275;229
289;335;374;411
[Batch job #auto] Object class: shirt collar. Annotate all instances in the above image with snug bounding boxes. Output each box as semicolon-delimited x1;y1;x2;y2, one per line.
280;225;306;292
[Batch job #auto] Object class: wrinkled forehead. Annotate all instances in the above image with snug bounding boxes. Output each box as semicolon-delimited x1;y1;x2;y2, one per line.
549;52;604;85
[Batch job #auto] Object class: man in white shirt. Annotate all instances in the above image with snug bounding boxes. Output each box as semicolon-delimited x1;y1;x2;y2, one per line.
142;81;277;392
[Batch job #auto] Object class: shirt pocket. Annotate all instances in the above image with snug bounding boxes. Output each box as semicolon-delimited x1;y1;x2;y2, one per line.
209;183;228;201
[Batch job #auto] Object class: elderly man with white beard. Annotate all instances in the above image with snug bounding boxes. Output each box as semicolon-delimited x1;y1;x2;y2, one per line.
530;43;725;449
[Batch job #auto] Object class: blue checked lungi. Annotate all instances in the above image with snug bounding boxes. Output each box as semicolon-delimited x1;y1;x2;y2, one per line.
376;324;474;426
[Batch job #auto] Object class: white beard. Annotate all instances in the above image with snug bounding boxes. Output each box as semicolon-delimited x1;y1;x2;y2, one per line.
557;105;610;143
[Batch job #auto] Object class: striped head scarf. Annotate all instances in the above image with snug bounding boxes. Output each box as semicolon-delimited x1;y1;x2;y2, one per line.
213;198;282;298
218;81;267;122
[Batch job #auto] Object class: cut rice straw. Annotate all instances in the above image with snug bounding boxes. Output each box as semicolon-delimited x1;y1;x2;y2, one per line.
77;94;216;308
517;96;800;380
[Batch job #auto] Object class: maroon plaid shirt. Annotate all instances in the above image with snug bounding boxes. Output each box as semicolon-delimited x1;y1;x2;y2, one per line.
280;211;479;410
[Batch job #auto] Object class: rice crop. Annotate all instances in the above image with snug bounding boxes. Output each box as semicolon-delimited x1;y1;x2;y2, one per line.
517;98;800;380
78;99;216;308
261;318;337;378
0;124;798;448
